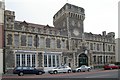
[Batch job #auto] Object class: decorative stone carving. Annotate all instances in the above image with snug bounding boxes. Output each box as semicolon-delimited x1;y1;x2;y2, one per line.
7;34;13;45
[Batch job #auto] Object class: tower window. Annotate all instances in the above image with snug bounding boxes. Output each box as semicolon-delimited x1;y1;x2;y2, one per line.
76;14;77;17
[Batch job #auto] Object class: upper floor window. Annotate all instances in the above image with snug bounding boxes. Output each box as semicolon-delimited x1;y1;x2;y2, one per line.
38;28;41;33
51;38;55;49
49;30;52;34
31;27;35;32
113;46;115;52
14;34;19;47
57;39;61;48
94;43;96;50
40;37;45;48
44;29;46;33
97;44;99;51
28;36;32;47
90;43;93;50
46;38;50;48
61;39;65;49
108;45;111;51
21;35;26;46
34;35;39;48
66;40;69;50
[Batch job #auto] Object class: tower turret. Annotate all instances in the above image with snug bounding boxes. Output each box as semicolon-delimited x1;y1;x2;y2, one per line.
53;3;85;50
53;3;85;38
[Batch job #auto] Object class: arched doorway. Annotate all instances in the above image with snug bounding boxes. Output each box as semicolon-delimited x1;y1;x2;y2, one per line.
78;53;88;67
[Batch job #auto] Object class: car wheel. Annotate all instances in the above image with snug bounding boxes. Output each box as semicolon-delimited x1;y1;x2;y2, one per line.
38;71;42;75
50;73;53;74
78;69;81;72
53;70;58;74
19;72;24;76
88;69;90;72
68;70;71;73
110;68;112;70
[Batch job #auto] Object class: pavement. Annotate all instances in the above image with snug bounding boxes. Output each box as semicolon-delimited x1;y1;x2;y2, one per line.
92;68;104;71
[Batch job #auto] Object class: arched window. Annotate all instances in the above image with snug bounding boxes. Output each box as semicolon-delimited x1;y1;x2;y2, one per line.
57;39;61;48
46;38;50;48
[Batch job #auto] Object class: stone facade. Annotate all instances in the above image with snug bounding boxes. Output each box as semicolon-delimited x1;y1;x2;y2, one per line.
3;3;116;73
84;31;115;66
0;0;5;74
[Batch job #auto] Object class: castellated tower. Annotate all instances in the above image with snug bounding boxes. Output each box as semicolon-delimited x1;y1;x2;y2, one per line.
53;3;85;38
0;0;5;74
53;3;85;50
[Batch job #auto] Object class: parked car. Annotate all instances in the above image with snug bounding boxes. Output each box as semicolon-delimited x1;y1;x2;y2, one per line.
114;62;120;69
72;65;91;72
13;66;45;76
48;66;71;74
103;64;119;70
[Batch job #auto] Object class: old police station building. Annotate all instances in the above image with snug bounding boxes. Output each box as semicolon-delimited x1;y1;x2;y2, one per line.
0;1;116;73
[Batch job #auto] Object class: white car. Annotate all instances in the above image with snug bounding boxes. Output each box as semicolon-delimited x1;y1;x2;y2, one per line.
73;65;91;72
48;66;71;74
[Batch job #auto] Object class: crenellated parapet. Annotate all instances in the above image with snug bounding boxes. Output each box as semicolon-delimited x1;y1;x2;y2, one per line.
53;3;85;23
84;31;115;43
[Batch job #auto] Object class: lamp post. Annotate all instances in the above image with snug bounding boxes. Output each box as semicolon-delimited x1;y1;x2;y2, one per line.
3;47;5;74
103;40;105;65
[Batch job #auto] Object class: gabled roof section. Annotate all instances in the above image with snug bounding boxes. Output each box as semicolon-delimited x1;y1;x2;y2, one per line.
20;21;28;26
14;20;59;32
15;20;54;28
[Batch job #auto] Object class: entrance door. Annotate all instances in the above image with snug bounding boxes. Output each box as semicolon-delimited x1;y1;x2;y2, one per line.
78;53;88;67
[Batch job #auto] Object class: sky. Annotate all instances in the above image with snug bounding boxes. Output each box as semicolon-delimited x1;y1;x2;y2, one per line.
4;0;119;38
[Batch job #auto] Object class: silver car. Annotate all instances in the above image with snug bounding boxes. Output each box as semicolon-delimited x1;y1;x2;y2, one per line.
48;66;71;74
74;65;91;72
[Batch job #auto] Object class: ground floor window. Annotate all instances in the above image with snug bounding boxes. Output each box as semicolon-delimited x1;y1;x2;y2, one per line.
16;53;36;67
48;55;51;67
16;54;20;66
32;54;35;67
56;55;60;67
44;53;61;67
53;55;55;67
22;54;25;66
93;56;96;64
44;55;47;67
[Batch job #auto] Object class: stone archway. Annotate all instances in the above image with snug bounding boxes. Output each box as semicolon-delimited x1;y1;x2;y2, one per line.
78;53;88;67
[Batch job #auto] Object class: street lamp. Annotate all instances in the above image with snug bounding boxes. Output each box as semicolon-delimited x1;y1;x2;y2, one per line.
103;40;105;65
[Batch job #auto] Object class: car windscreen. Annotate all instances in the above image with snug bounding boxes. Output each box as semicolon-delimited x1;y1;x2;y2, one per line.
54;67;59;69
16;67;22;69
